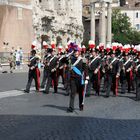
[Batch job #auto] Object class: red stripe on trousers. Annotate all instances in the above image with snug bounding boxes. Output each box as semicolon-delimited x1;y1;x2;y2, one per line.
115;77;119;96
36;68;40;90
98;70;100;95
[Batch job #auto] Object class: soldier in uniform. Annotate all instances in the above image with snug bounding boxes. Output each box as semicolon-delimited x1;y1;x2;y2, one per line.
57;52;65;86
105;50;120;97
121;53;133;93
135;52;140;101
63;50;74;96
43;49;58;94
101;48;111;93
67;46;88;112
24;50;40;93
41;49;51;88
87;48;101;96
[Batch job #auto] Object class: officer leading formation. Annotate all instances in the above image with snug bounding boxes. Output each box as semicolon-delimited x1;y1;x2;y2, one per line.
24;40;140;112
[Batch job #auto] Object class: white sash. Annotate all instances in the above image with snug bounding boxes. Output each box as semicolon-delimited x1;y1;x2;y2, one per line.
124;58;131;66
59;55;64;61
109;57;117;66
137;64;140;69
48;56;56;66
89;55;99;67
72;57;82;67
30;56;35;61
66;51;74;58
46;54;51;59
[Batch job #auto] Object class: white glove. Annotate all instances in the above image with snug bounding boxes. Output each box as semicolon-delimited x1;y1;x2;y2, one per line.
86;76;89;80
85;80;88;85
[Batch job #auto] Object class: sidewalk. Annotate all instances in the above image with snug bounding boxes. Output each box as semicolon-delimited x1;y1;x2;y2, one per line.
0;64;29;74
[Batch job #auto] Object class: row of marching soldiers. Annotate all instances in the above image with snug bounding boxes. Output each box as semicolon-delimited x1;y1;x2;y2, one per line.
24;40;140;112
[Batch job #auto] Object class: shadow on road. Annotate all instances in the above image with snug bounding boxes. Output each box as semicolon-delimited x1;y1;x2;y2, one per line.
118;94;136;101
42;104;79;114
42;104;67;112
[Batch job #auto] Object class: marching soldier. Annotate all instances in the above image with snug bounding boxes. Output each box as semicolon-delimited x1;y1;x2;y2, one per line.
101;47;112;93
135;52;140;101
24;50;40;93
63;50;74;96
57;52;66;86
41;49;51;88
105;50;120;97
120;53;133;93
119;53;127;94
67;47;88;112
87;48;101;96
43;48;58;94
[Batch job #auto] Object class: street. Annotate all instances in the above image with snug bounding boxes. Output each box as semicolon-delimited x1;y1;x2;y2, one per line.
0;0;140;139
0;72;27;92
0;72;140;140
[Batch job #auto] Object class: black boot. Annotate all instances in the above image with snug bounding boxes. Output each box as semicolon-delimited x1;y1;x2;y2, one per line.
24;89;29;93
67;107;74;113
79;105;84;111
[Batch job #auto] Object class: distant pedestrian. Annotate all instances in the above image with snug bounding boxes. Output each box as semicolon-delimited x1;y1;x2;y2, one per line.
15;50;21;69
11;47;15;54
19;47;23;69
8;52;15;73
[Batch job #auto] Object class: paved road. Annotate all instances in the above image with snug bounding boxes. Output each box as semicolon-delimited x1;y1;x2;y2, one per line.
0;72;140;140
0;64;29;92
0;72;27;92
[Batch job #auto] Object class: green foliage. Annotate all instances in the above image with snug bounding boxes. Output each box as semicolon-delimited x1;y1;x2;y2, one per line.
112;9;140;45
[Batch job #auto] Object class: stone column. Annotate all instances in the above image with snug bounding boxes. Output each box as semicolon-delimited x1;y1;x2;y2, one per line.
100;1;106;44
106;2;112;45
90;2;95;42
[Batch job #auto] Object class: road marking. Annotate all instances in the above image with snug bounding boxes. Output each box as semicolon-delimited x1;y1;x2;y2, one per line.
0;90;25;99
0;83;65;99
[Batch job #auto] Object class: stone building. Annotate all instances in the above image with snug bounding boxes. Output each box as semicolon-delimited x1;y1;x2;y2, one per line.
120;0;140;7
120;7;140;31
0;0;33;53
82;0;140;45
82;0;119;45
32;0;84;47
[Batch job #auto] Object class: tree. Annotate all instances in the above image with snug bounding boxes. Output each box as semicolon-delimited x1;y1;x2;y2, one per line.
112;9;140;45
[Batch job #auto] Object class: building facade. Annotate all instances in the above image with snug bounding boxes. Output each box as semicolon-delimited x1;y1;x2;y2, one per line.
120;8;140;31
32;0;84;47
0;0;33;53
82;0;119;45
120;0;140;7
82;0;140;46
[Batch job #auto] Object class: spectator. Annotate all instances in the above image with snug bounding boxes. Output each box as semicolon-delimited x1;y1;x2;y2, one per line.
8;52;15;73
15;50;20;69
19;47;23;69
